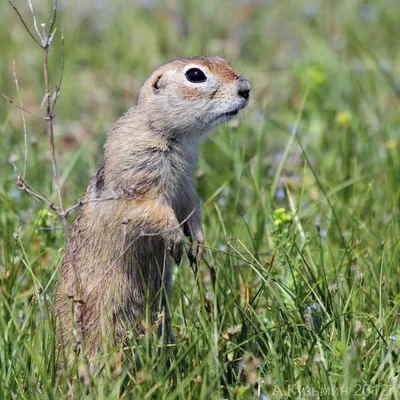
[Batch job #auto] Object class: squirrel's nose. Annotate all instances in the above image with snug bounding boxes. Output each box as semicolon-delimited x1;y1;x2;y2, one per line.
238;79;251;100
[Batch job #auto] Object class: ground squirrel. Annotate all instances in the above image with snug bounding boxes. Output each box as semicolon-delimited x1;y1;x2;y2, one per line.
55;56;250;365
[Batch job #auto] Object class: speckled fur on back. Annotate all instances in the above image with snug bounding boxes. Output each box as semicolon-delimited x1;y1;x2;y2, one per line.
55;56;250;366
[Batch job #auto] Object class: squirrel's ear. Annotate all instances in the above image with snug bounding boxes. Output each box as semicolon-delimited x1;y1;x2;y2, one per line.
152;74;164;94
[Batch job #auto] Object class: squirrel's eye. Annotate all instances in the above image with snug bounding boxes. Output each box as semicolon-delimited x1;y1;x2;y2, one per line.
185;68;207;83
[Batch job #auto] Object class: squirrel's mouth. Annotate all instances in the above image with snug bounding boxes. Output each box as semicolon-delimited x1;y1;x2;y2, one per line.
224;109;239;117
212;106;244;125
219;109;239;119
212;109;239;124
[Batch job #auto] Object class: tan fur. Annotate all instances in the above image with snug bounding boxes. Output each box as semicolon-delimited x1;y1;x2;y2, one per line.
55;56;250;367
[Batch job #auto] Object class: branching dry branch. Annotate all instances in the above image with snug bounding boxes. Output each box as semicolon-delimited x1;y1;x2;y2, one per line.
4;0;86;358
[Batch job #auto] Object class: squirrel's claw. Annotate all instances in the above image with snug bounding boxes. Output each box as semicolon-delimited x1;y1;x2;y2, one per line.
166;224;184;265
188;245;196;266
188;231;205;266
183;222;205;266
169;242;183;265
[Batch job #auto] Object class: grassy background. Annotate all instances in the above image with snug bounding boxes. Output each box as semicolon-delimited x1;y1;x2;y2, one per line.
1;0;399;398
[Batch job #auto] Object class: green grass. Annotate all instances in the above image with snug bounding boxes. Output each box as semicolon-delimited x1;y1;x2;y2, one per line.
1;0;399;398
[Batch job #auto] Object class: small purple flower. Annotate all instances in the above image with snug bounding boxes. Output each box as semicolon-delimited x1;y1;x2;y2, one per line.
274;152;283;163
275;186;286;200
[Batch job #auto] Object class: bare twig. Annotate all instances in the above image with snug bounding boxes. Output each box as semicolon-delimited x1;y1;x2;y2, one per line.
7;0;43;48
1;92;45;119
64;196;119;218
13;164;59;211
48;27;57;46
48;0;58;39
12;61;28;179
27;0;44;45
51;23;64;115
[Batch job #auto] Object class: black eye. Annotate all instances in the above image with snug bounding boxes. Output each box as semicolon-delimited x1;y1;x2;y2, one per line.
185;68;207;83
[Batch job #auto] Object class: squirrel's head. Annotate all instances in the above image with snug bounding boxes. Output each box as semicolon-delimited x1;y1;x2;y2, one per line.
137;56;250;139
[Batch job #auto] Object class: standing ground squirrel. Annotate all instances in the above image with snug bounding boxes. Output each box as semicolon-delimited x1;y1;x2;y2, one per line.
56;56;250;365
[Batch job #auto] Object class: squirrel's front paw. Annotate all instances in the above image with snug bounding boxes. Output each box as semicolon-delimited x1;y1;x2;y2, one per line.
166;230;184;265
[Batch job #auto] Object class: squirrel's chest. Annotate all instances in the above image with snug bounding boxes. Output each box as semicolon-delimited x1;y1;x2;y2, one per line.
162;151;196;204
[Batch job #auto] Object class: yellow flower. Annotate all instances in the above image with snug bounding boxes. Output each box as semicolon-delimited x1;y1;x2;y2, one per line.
281;214;293;223
335;111;352;127
274;208;286;218
273;207;292;226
